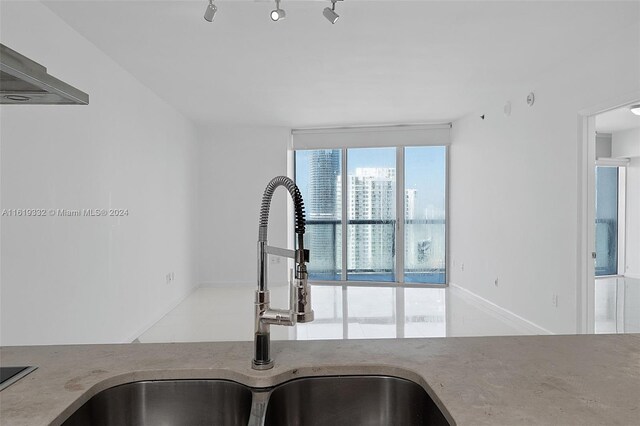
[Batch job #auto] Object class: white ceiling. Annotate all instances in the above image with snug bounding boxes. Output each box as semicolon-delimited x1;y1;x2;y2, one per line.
43;1;640;127
596;105;640;133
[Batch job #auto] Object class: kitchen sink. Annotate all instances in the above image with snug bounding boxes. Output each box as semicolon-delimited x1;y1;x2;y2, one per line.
61;380;253;426
61;375;450;426
264;375;450;426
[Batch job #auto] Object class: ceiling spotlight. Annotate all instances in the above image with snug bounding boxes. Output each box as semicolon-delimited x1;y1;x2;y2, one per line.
630;104;640;116
204;0;217;22
323;0;340;24
271;0;286;21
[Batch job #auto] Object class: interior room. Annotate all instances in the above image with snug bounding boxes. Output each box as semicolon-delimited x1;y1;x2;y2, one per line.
1;1;639;425
593;106;640;334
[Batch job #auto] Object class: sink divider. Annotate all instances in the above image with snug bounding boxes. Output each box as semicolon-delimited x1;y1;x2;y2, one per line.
247;388;272;426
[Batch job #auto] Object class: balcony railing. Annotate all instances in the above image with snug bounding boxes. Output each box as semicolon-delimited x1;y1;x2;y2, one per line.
302;219;446;284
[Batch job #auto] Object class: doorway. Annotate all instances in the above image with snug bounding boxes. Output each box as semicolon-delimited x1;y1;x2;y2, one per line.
585;103;640;334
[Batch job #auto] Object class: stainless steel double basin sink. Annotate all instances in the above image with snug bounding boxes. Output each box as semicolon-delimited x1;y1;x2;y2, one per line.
62;375;451;426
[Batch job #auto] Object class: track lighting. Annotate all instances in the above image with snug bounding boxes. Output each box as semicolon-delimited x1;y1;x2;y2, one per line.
204;0;217;22
202;0;349;24
271;0;286;21
630;104;640;116
323;0;340;24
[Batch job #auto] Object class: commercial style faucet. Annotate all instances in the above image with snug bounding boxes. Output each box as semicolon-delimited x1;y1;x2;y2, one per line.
253;176;314;370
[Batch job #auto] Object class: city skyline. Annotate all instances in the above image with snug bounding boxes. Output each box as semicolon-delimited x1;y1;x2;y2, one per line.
296;147;446;283
296;147;446;219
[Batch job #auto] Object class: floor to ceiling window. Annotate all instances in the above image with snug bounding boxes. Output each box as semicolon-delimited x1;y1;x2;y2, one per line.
595;166;620;276
292;124;450;339
293;126;448;286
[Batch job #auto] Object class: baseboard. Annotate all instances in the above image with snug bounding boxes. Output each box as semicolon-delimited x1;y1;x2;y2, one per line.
198;281;253;288
124;283;199;343
449;283;553;335
199;281;289;288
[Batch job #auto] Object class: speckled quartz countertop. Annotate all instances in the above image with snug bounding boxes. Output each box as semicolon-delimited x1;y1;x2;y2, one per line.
1;334;639;426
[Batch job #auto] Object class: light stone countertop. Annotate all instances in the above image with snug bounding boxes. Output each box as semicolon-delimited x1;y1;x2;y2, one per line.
1;334;639;425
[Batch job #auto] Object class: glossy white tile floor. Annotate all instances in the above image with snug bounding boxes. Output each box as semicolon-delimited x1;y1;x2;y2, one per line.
138;278;640;342
138;284;529;343
594;276;640;334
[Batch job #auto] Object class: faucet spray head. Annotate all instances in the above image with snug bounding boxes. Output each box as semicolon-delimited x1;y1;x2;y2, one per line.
294;260;314;323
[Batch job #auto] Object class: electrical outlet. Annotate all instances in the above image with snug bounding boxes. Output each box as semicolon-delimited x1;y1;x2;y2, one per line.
552;293;559;308
461;263;465;272
270;257;281;265
165;272;175;284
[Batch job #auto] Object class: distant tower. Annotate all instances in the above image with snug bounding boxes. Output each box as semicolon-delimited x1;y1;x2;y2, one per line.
405;189;417;220
309;150;340;220
308;150;340;276
404;188;419;269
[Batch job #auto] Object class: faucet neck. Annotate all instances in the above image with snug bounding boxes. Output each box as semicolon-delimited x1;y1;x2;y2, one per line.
258;176;306;243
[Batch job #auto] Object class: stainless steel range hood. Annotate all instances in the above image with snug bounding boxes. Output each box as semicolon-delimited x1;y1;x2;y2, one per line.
0;44;89;105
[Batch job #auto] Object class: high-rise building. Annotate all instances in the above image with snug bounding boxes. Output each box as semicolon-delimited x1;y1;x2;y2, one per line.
405;189;416;220
404;188;420;271
307;150;340;277
347;168;396;274
308;150;340;220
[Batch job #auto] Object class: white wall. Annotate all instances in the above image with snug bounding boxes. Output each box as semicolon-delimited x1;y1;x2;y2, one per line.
0;2;199;345
596;133;612;159
198;126;291;296
612;128;640;278
612;128;640;158
449;22;640;334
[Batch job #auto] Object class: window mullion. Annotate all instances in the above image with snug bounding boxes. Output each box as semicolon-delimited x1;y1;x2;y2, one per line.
617;167;626;276
341;149;348;339
396;147;405;285
341;148;348;281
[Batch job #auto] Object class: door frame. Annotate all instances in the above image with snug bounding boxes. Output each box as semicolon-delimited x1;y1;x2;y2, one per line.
577;91;640;334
